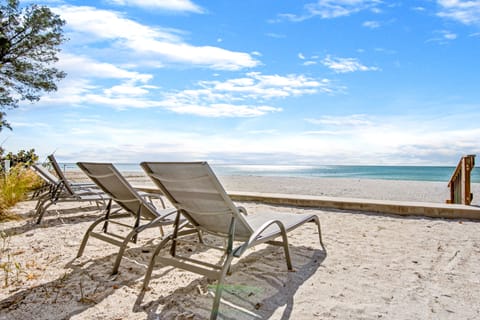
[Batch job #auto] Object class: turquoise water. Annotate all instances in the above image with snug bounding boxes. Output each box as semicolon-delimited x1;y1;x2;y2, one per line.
60;163;480;183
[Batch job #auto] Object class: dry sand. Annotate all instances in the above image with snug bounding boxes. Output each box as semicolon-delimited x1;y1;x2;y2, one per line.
1;174;480;319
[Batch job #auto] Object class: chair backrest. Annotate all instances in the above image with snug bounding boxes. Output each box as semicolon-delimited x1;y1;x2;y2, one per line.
31;164;60;185
141;161;253;239
48;154;75;196
77;162;158;220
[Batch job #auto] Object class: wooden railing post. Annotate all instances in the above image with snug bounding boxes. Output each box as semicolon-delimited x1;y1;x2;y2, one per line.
447;155;475;205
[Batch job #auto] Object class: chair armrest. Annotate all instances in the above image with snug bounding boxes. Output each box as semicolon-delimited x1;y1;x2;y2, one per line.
233;219;286;257
237;206;248;215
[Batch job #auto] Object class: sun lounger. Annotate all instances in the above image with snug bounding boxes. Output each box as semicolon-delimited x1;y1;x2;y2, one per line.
30;164;59;199
47;154;97;190
31;163;94;199
140;161;325;319
32;162;107;224
76;162;179;275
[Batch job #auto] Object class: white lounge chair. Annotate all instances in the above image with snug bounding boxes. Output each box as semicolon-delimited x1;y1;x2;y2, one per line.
31;163;95;199
140;161;325;319
76;162;179;275
32;160;107;224
47;154;97;190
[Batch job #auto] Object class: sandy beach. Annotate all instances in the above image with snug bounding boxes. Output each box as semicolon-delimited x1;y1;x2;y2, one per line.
1;174;480;319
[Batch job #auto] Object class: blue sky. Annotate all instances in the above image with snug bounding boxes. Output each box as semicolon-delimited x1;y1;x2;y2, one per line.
3;0;480;165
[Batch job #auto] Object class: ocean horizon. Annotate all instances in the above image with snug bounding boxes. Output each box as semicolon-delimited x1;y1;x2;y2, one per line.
59;163;480;183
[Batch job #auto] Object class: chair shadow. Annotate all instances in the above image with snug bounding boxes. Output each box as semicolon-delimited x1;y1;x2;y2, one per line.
0;241;174;319
0;231;208;319
136;243;327;319
0;204;122;237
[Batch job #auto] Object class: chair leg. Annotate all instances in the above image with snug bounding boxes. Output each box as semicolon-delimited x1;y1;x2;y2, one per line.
210;253;235;320
279;228;293;271
158;225;164;238
142;235;173;290
197;230;204;244
76;216;109;258
111;228;138;275
311;216;326;252
36;200;54;224
35;195;48;210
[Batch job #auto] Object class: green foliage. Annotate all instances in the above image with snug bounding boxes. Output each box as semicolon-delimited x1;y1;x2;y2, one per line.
0;0;67;130
3;148;39;167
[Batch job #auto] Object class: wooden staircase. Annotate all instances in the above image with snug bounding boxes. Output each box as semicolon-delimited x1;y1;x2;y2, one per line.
447;155;475;205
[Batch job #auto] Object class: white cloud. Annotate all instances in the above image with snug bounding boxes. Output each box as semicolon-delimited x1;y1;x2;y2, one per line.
58;53;152;82
265;33;286;38
306;114;373;127
412;6;426;12
152;72;330;117
37;53;155;106
39;113;480;164
9;121;51;128
279;0;382;21
374;47;397;54
298;53;306;60
322;56;380;73
108;0;204;13
363;20;381;28
39;71;329;117
55;5;258;70
9;108;480;165
200;72;333;98
160;103;281;117
444;31;458;39
427;30;458;43
437;0;480;25
246;129;278;135
299;113;480;164
56;6;180;42
104;83;152;97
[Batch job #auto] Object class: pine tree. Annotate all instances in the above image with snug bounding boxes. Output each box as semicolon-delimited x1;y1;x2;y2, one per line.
0;0;66;130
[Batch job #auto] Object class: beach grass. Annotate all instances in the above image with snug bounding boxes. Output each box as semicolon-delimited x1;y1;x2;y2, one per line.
0;165;42;220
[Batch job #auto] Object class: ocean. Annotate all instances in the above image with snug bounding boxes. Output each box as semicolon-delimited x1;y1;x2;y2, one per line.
60;163;480;183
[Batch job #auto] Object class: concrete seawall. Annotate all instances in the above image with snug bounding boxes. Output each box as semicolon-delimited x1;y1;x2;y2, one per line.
135;185;480;220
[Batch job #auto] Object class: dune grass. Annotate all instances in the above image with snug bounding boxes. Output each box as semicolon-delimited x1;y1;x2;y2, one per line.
0;165;42;221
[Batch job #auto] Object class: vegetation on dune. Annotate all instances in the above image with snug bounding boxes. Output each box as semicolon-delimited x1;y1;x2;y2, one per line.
0;149;42;220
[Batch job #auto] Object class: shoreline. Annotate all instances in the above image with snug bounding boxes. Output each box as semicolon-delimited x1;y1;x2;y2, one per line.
66;171;480;205
60;163;480;184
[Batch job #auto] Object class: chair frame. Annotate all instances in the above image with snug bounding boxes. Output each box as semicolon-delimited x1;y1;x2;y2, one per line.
30;164;61;200
140;161;325;319
76;162;178;275
32;161;107;224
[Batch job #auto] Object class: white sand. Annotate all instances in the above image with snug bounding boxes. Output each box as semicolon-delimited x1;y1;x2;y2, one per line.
1;175;480;319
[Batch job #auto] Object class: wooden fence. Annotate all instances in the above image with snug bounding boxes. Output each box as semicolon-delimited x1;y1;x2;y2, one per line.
447;155;475;205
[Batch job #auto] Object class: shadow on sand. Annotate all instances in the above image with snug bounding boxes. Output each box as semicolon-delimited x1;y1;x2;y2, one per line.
1;202;117;237
0;234;325;320
136;242;327;320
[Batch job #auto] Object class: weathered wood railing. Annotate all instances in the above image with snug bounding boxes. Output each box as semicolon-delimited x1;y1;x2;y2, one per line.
447;155;475;205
